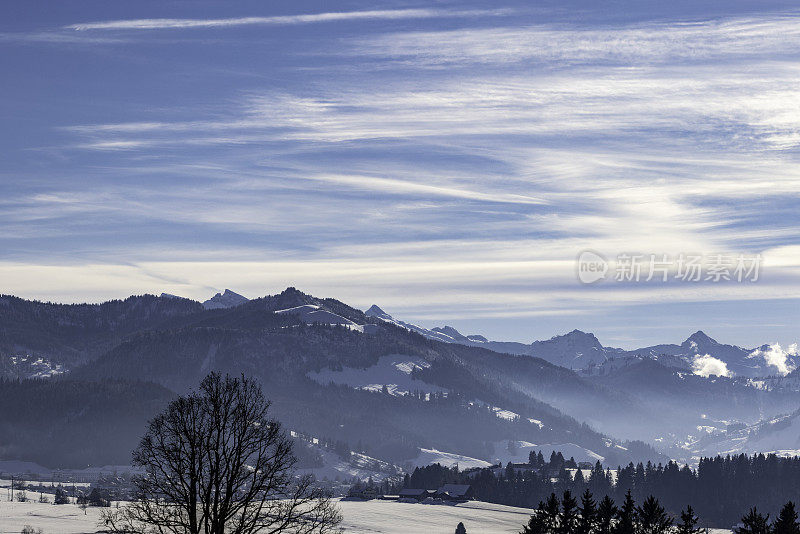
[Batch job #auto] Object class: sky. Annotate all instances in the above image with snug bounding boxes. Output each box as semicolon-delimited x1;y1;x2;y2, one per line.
1;0;800;348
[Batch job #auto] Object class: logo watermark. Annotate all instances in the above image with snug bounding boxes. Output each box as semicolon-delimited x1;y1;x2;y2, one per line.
576;250;609;284
576;252;762;285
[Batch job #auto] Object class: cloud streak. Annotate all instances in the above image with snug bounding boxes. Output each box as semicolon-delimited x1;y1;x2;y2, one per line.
5;5;800;346
350;15;800;65
67;9;507;31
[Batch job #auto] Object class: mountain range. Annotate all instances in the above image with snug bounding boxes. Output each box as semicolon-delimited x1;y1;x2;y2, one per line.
366;305;797;379
0;288;798;475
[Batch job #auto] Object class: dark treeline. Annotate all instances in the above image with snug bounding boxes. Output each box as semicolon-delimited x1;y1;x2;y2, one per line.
0;377;173;467
517;488;800;534
396;452;800;527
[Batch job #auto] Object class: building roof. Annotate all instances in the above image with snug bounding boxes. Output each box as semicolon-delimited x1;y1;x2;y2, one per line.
399;488;427;496
437;484;472;497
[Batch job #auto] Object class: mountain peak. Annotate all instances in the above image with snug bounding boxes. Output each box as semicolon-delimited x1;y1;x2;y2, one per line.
550;329;602;346
365;304;389;317
431;325;466;340
202;289;249;310
685;330;717;346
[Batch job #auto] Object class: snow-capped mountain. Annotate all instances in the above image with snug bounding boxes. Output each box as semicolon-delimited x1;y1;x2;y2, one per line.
202;289;249;309
692;408;800;458
2;289;797;471
367;306;798;378
364;305;472;343
613;331;799;378
527;330;624;369
365;305;619;369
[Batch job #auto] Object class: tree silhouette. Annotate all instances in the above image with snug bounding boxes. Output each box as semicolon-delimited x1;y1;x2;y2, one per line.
596;496;617;534
521;507;551;534
735;508;770;534
613;490;637;534
576;489;597;534
456;522;467;534
560;491;579;534
676;506;702;534
637;496;673;534
102;373;341;534
773;502;800;534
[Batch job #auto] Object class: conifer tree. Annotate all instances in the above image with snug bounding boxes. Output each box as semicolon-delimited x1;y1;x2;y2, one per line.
773;502;800;534
521;505;550;534
613;490;637;534
576;489;597;534
597;496;618;534
54;486;69;505
456;521;467;534
637;495;673;534
735;508;770;534
676;505;702;534
543;493;561;533
560;490;579;534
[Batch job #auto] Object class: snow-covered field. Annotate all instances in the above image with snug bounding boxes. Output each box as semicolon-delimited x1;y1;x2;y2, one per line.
0;500;106;534
0;498;534;534
336;499;533;533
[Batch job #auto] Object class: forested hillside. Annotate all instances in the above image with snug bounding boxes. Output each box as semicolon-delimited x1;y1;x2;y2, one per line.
0;288;664;469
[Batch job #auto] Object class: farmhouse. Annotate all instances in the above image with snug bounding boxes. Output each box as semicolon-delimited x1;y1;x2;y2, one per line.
398;488;429;501
436;484;474;501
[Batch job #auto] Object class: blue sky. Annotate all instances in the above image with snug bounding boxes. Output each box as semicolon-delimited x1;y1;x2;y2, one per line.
2;0;800;348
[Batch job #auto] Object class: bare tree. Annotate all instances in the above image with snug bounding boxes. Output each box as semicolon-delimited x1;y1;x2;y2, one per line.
102;373;341;534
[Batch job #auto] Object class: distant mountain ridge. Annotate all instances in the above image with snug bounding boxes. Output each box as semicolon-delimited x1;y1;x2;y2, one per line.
367;306;797;378
202;289;249;309
0;288;664;470
1;289;798;471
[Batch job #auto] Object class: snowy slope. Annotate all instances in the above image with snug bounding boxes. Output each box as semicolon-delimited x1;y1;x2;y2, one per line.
410;449;492;470
487;440;604;465
365;305;464;343
694;411;800;457
278;304;364;331
308;354;447;395
202;289;249;309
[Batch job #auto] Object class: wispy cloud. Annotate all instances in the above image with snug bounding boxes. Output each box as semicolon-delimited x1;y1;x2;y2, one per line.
349;15;800;65
67;9;508;31
6;5;800;346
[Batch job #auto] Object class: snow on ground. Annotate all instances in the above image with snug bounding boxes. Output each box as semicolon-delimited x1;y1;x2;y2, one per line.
275;304;363;331
308;355;447;396
0;500;106;534
407;441;604;473
297;448;402;483
0;496;736;534
336;498;533;533
411;448;492;470
0;498;532;534
490;441;604;465
695;412;800;458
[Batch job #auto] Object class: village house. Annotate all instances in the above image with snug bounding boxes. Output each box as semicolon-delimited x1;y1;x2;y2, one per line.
397;488;429;501
436;484;474;501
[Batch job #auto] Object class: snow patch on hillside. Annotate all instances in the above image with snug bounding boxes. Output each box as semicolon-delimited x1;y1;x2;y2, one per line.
411;448;492;470
308;355;446;396
276;304;363;331
491;441;604;465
